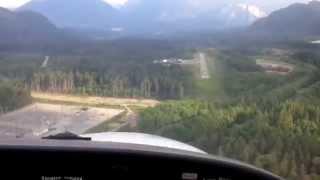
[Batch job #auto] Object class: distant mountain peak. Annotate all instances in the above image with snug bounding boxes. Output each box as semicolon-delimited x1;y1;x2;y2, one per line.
218;3;266;27
19;0;267;34
19;0;116;29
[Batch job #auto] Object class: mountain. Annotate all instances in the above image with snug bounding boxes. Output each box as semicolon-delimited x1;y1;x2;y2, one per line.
19;0;116;29
219;4;267;27
18;0;266;36
115;1;266;35
250;1;320;40
0;7;59;43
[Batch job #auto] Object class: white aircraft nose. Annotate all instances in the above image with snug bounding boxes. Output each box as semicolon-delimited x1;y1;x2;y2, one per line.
82;132;207;154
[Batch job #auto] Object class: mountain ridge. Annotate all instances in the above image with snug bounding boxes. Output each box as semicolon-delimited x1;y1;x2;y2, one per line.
0;7;60;43
19;0;116;29
249;0;320;40
18;0;266;35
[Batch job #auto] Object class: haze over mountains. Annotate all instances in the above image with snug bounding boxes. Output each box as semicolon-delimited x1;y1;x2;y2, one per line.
0;0;319;43
19;0;267;34
116;0;267;34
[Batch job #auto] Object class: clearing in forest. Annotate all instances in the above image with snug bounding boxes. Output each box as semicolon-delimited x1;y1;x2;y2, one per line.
0;103;123;138
199;53;210;79
31;92;160;108
256;59;294;75
191;50;225;101
0;93;160;138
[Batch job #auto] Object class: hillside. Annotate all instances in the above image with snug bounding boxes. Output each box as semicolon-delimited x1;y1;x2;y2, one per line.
250;1;320;40
136;47;320;180
0;7;59;43
20;0;266;35
19;0;116;29
118;1;266;34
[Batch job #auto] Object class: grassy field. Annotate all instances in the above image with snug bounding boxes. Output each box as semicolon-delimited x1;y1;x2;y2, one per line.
32;92;160;108
190;50;227;101
33;97;124;109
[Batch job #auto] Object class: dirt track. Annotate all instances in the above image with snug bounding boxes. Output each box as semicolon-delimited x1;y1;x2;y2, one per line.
0;103;123;138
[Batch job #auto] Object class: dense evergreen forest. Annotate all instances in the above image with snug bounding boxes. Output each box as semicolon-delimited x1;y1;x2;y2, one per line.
1;39;320;180
139;100;320;180
0;81;31;113
0;1;320;178
137;45;320;180
0;40;195;99
30;63;192;99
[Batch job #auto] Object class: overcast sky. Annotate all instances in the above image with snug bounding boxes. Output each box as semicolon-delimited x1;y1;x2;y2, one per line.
0;0;313;11
0;0;128;8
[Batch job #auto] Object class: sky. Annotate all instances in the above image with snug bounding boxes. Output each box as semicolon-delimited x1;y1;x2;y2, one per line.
0;0;312;11
0;0;128;8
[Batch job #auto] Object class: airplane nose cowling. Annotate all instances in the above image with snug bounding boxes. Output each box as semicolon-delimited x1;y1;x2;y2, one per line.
82;132;207;154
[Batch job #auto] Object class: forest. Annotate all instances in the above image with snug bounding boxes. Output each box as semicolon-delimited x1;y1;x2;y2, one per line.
0;81;31;114
0;39;320;180
0;39;195;100
0;0;320;178
137;45;320;180
139;100;320;180
30;63;192;99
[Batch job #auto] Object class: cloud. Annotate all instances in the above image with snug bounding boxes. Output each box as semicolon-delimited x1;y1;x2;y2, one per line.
0;0;30;8
104;0;128;7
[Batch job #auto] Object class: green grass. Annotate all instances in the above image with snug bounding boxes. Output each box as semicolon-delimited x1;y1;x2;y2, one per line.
194;79;219;99
191;51;225;101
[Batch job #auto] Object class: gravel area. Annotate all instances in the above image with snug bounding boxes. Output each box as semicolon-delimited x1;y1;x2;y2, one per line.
0;103;123;138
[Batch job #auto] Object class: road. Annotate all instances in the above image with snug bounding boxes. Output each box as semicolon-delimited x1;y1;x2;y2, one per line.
41;56;50;68
199;53;210;79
